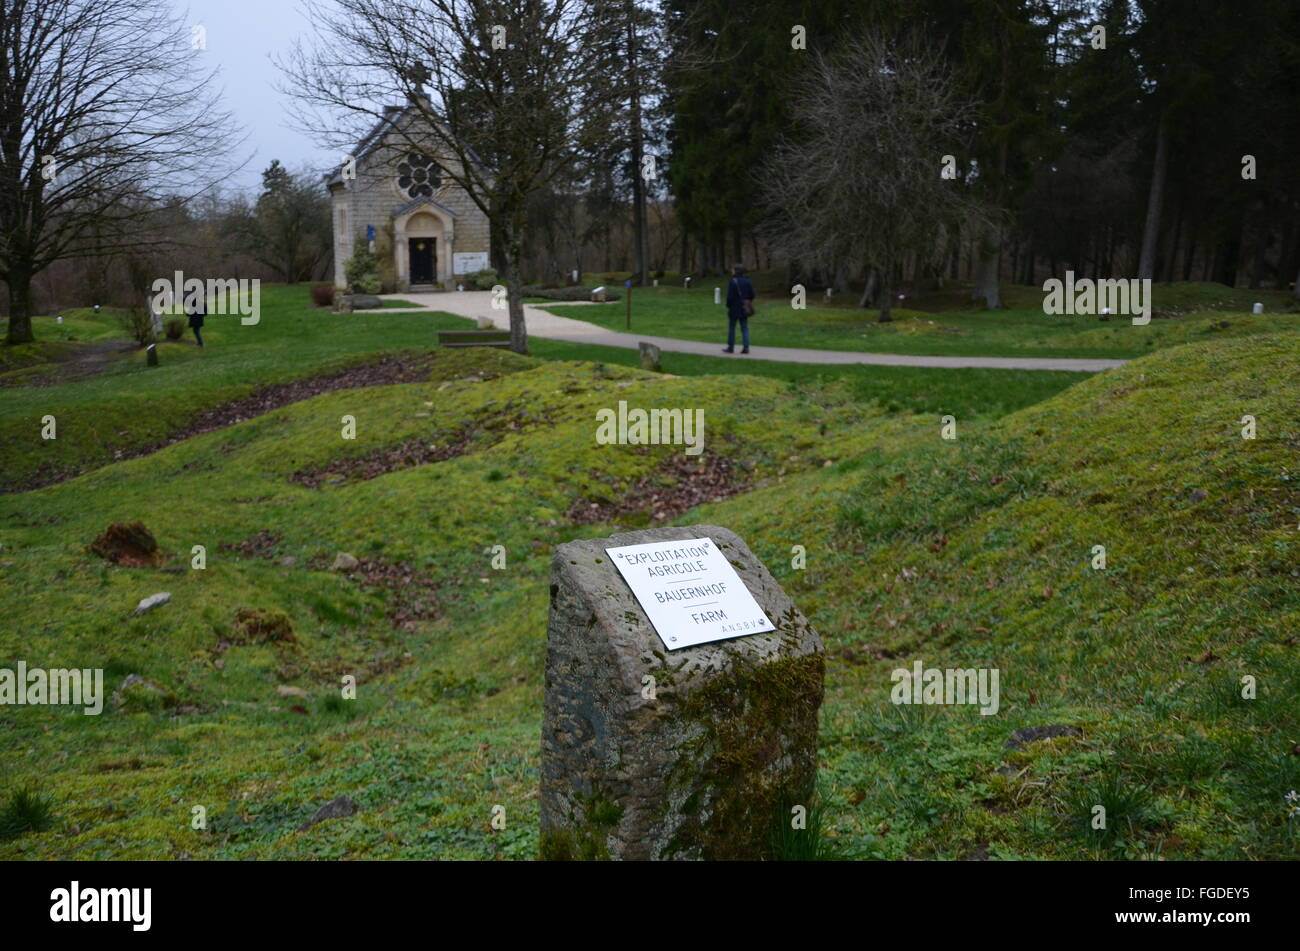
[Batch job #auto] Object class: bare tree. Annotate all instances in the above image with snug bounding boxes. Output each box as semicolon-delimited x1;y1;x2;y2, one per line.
760;33;1001;322
0;0;235;344
279;0;625;353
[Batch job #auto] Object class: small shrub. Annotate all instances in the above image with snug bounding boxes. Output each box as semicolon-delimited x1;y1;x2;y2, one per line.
164;318;185;340
232;607;295;643
116;304;155;347
318;692;362;720
310;283;336;307
344;243;382;294
1063;768;1154;849
0;787;56;839
465;268;499;291
767;793;842;861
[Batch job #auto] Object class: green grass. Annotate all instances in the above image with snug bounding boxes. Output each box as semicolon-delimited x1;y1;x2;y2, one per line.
0;788;58;840
529;337;1084;420
2;285;1084;490
1;280;1296;861
555;281;1300;360
0;287;474;489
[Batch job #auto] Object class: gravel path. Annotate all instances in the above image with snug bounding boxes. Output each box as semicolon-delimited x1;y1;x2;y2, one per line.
380;291;1127;372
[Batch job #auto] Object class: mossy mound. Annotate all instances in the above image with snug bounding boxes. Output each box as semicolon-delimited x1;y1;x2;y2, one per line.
1;327;1296;860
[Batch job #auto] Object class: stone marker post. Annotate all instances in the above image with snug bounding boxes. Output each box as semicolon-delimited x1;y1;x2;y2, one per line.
638;341;662;372
541;524;824;860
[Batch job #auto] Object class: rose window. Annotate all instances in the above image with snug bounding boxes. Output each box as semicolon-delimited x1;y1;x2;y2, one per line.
397;152;441;199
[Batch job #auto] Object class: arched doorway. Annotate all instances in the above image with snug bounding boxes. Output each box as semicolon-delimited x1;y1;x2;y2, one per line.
406;211;439;287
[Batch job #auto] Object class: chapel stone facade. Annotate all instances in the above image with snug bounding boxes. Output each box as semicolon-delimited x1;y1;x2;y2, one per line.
326;101;492;291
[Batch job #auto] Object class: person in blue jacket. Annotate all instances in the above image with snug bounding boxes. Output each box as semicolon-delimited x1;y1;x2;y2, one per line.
723;263;755;354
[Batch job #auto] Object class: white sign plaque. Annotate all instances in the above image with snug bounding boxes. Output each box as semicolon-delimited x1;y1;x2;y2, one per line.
605;537;775;650
453;251;489;274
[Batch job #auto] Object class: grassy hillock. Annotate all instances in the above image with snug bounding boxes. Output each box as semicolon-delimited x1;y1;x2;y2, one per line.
0;285;1084;491
1;320;1295;859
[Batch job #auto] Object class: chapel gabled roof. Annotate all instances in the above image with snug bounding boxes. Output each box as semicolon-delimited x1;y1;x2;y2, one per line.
323;99;492;190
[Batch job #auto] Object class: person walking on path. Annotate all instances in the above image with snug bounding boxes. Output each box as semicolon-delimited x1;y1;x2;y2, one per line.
723;263;755;354
186;289;206;348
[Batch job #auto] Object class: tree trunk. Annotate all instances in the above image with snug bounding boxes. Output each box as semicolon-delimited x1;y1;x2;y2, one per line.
878;261;893;322
858;267;878;308
1137;118;1169;281
1163;201;1183;283
1294;258;1300;300
5;268;35;344
627;16;648;287
1215;217;1244;286
1276;218;1296;293
971;240;1001;309
502;231;528;354
1248;216;1268;290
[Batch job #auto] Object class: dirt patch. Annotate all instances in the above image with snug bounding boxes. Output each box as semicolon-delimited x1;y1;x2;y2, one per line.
836;644;900;666
288;398;558;488
0;340;137;389
220;530;283;558
165;351;440;443
310;554;445;632
89;522;162;567
6;350;441;495
567;453;745;526
290;428;478;488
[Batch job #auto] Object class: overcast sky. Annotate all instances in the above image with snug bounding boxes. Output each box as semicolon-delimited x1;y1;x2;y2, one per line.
186;0;340;195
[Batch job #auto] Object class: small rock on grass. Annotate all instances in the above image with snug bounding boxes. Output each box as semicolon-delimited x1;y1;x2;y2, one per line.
331;552;359;571
276;685;309;699
297;795;359;832
133;592;171;616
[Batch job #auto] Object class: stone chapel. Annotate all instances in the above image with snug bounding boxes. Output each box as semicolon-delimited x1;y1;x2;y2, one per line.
326;99;492;291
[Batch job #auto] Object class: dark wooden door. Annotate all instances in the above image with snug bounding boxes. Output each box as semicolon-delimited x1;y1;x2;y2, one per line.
409;238;435;284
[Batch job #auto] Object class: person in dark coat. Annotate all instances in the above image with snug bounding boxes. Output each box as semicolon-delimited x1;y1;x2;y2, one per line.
724;263;755;354
186;288;206;347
